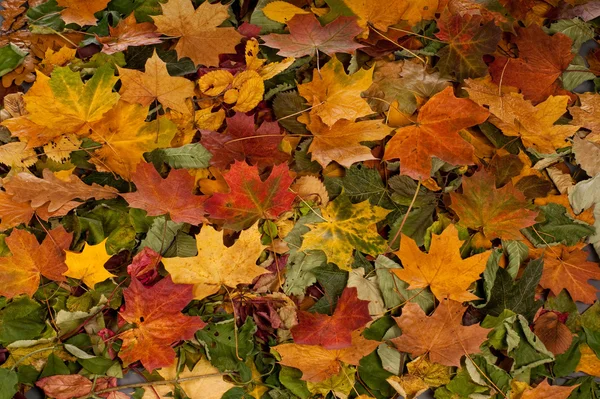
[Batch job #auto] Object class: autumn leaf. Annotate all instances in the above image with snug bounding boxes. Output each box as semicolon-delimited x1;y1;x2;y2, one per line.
0;191;35;230
118;50;195;114
570;93;600;140
152;0;243;67
123;162;207;225
0;227;72;298
383;86;489;180
275;329;379;382
97;14;162;54
449;170;538;241
56;0;110;26
291;287;371;349
64;239;115;288
393;224;491;301
36;374;93;399
204;162;295;230
521;379;578;399
489;25;575;104
533;311;573;355
392;300;490;367
299;194;390;270
162;224;267;300
261;14;363;58
118;276;206;372
298;57;374;127
200;112;289;169
298;113;392;168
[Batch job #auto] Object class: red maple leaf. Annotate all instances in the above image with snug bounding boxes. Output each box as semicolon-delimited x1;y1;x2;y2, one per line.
205;162;296;230
291;287;371;349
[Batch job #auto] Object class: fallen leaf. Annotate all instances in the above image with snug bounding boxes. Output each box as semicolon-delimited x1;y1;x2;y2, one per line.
521;379;578;399
533;311;573;355
570;93;600;140
98;14;162;54
36;374;93;399
56;0;110;26
576;343;600;377
64;239;115;288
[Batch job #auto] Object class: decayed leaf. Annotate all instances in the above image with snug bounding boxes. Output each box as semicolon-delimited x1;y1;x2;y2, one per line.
392;300;490;367
383;86;489;180
435;11;501;80
532;245;600;304
533;312;573;355
64;239;115;288
152;0;243;67
570;93;600;140
298;57;374;127
36;374;93;399
163;224;267;300
204;162;295;231
387;356;451;399
291;287;371;349
0;141;35;167
200;112;288;169
299;194;390;270
56;0;110;26
118;50;195;114
572;136;600;176
449;170;538;240
275;329;380;382
261;14;363;58
464;78;579;153
489;25;574;104
4;169;118;212
298;113;392;168
290;175;329;206
0;227;72;298
393;224;491;301
123;162;207;225
118;276;206;372
98;14;162;54
521;379;578;399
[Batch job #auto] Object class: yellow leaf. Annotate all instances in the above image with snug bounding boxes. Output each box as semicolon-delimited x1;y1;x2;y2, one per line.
263;1;310;23
2;339;75;371
162;224;268;300
299;194;390;270
198;70;234;96
118;50;196;114
298;57;374;126
392;224;491;301
226;70;265;113
245;38;294;80
167;107;226;147
0;141;36;168
38;47;77;75
64;239;115;288
43;135;81;163
576;343;600;377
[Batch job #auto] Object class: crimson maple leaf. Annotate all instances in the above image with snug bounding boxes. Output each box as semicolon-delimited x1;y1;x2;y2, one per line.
291;287;371;349
205;162;296;230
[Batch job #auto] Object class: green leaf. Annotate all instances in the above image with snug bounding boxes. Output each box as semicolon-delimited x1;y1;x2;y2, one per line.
26;0;65;30
522;203;595;247
0;368;18;399
325;165;395;209
163;231;198;258
548;18;595;50
139;216;184;255
0;44;27;77
279;367;310;399
39;353;70;378
0;297;46;345
147;143;213;169
506;315;555;374
502;240;529;278
309;263;348;314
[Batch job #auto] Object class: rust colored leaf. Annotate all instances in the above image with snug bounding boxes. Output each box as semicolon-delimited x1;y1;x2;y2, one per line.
36;374;93;399
533;311;573;355
98;14;162;55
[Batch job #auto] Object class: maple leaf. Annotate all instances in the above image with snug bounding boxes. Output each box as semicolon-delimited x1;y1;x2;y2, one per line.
291;287;371;349
89;100;176;180
435;11;501;80
383;86;489;180
200;113;289;169
570;93;600;140
532;245;600;304
0;191;34;230
533;312;573;355
162;224;267;300
98;14;162;54
298;57;374;127
64;239;115;288
489;25;575;104
123;162;207;225
449;170;538;241
275;329;380;382
464;78;579;153
3;169;118;213
299;194;390;271
1;65;119;145
118;50;195;114
0;227;72;298
261;14;363;58
392;224;491;301
204;162;295;231
521;379;578;399
152;0;243;67
298;113;393;168
391;300;490;367
56;0;109;26
118;276;206;372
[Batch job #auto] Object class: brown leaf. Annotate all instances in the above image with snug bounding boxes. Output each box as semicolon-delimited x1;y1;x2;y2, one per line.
533;312;573;355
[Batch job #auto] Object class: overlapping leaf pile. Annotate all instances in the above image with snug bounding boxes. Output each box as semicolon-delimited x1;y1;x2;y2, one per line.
0;0;600;398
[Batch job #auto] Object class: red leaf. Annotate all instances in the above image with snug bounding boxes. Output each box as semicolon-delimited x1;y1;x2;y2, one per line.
123;162;207;225
36;375;93;399
291;287;371;349
205;162;296;230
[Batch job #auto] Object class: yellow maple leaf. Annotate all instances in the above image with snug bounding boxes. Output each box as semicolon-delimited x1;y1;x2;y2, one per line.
299;194;390;270
64;239;115;288
162;224;268;300
393;224;491;301
89;100;176;180
168;107;226;147
298;57;374;127
152;0;243;67
56;0;110;26
118;50;196;114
